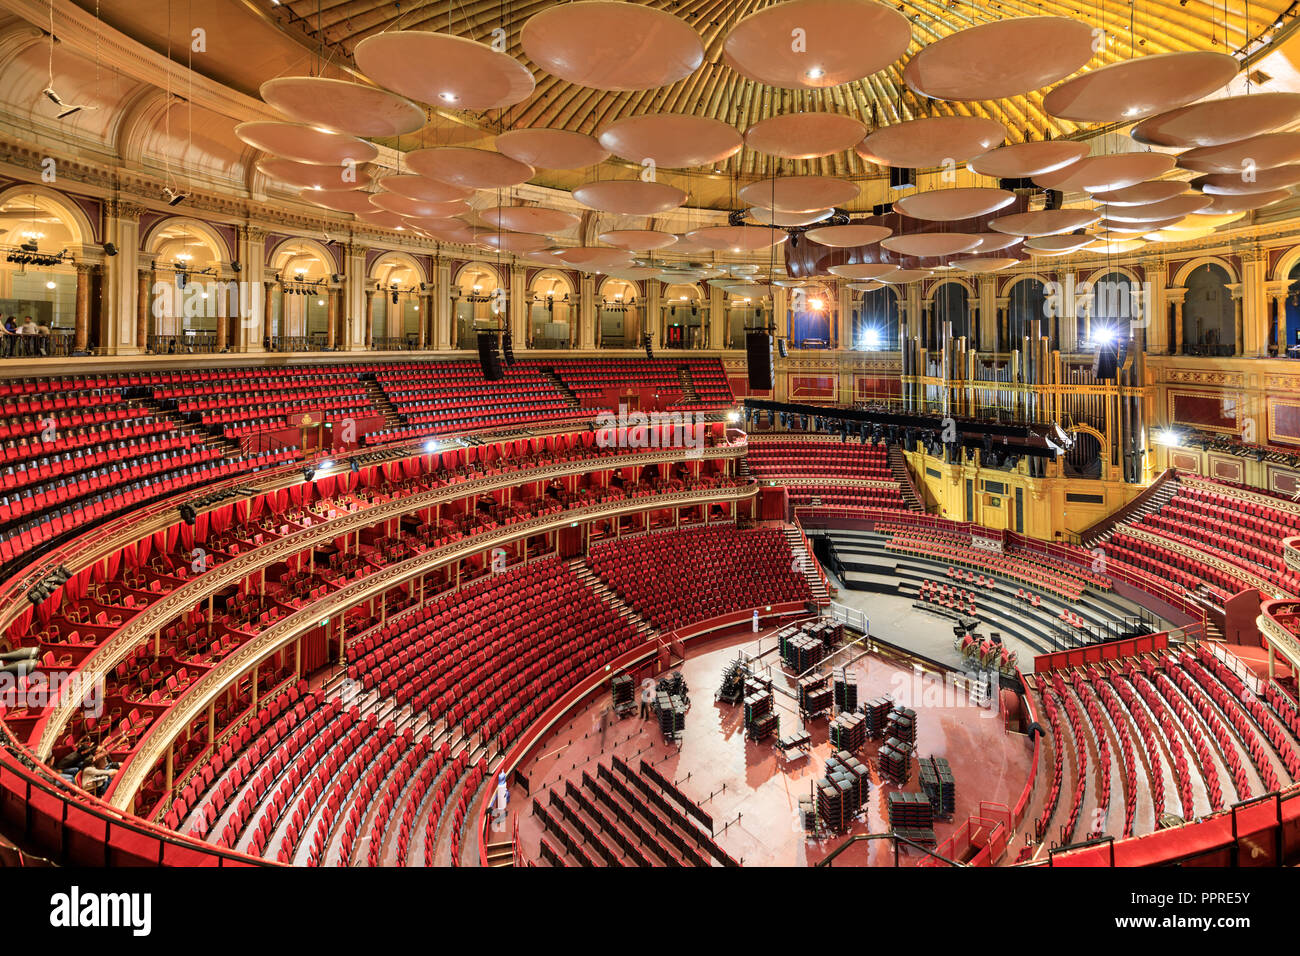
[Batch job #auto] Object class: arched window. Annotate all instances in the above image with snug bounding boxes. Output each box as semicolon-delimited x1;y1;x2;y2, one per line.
1006;277;1047;348
1282;262;1300;355
932;282;971;344
1182;263;1234;356
852;286;899;350
529;269;574;350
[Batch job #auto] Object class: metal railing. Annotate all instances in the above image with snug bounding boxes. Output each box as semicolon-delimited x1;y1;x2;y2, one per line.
0;330;75;357
147;332;220;354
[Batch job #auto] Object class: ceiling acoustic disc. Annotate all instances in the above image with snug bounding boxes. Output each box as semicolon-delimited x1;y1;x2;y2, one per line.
480;207;581;234
685;226;787;251
357;210;409;230
893;187;1016;221
235;122;378;166
259;77;425;138
553;247;636;270
722;0;912;89
951;256;1021;273
1166;212;1247;231
1131;92;1300;149
967;141;1089;178
1090;181;1187;206
1177;132;1300;175
1043;52;1239;123
369;193;470;219
479;233;553;254
1102;195;1212;222
605;267;666;281
1036;153;1176;192
747;207;834;226
406;147;534;189
744;113;867;159
521;1;704;91
904;16;1094;101
878;269;933;283
597;230;679;250
597;114;743;169
847;281;886;292
572;180;687;215
1098;217;1185;233
379;175;474;203
1023;234;1094;254
881;233;982;257
353;31;534;111
1086;238;1146;255
1202;190;1293;214
989;208;1100;236
258;158;372;191
737;176;860;212
1195;165;1300;195
302;189;378;214
858;116;1007;167
494;128;610;169
806;225;893;247
828;263;900;280
969;233;1023;253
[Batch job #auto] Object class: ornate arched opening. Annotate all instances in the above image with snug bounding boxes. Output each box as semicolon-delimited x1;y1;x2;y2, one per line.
143;218;230;353
0;187;93;355
453;261;503;350
270;239;336;350
529;268;575;349
1181;263;1234;356
370;252;426;349
597;277;639;349
662;283;703;350
851;284;899;351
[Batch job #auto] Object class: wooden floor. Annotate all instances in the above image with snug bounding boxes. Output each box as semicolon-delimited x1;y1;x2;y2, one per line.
509;621;1035;867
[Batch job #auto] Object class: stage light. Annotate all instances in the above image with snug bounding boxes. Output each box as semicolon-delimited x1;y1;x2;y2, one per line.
424;440;438;453
859;327;881;351
1154;428;1183;447
725;410;741;423
1093;325;1118;348
318;460;334;471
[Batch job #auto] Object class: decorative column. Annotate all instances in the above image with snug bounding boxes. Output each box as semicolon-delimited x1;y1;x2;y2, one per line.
215;269;229;352
578;274;596;350
1227;282;1245;356
708;282;727;350
994;296;1009;353
136;267;152;353
1140;264;1168;355
237;226;267;352
976;277;996;353
326;288;339;350
435;260;452;350
645;280;660;351
74;262;94;353
343;244;368;351
509;265;527;350
364;288;376;350
262;279;276;349
837;283;852;351
1266;280;1290;356
1167;288;1187;355
103;200;146;355
1240;248;1268;358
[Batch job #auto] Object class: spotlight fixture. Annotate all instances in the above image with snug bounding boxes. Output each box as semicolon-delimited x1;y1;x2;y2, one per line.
302;467;316;481
178;503;198;526
163;186;187;207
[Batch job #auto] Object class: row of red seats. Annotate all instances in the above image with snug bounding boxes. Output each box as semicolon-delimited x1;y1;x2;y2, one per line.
589;525;812;632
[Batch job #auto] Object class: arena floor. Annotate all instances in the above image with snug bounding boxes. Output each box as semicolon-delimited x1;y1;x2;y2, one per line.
504;620;1035;867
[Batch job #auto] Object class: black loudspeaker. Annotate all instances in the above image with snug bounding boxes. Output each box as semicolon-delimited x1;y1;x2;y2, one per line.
998;177;1034;191
102;242;118;256
777;338;788;358
1045;189;1064;210
642;331;654;359
502;328;515;367
1092;348;1118;380
745;331;774;391
872;202;894;217
889;167;916;189
477;331;504;381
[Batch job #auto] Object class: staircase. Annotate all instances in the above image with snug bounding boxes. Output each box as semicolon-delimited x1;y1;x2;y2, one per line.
129;393;242;456
483;840;515;867
362;378;403;428
676;366;699;404
784;528;830;605
1087;475;1181;547
887;445;923;511
540;368;581;408
567;558;658;641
